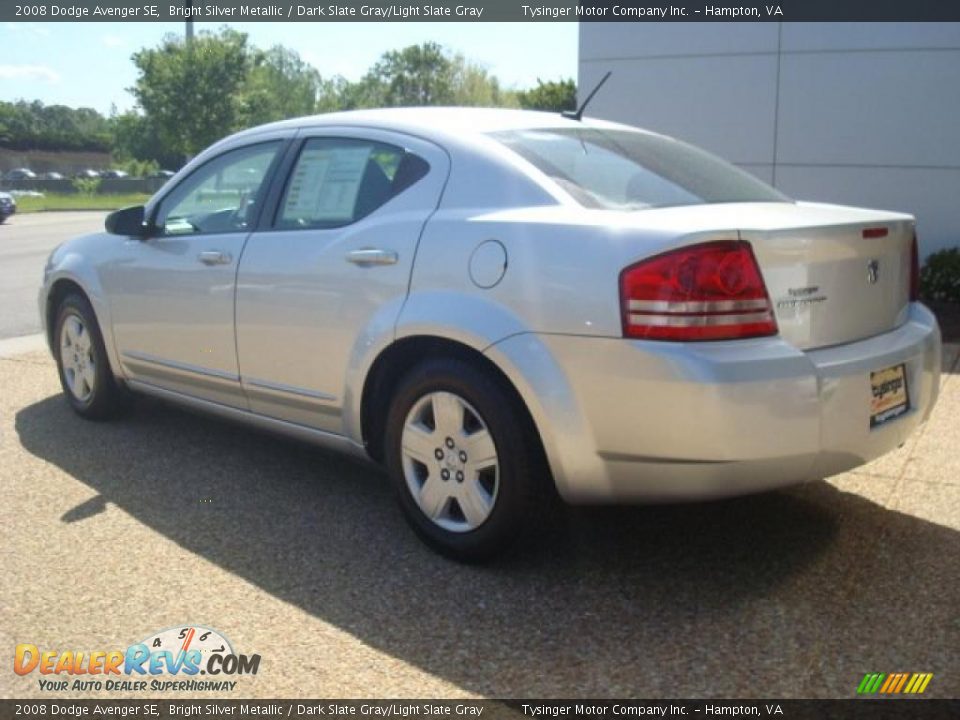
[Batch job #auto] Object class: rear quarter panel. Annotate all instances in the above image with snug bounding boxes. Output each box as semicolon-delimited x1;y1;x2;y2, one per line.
406;205;740;340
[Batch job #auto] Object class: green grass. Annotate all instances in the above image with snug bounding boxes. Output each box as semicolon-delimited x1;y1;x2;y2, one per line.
15;193;150;213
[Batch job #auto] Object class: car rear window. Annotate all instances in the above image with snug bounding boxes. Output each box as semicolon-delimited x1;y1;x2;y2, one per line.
489;128;788;210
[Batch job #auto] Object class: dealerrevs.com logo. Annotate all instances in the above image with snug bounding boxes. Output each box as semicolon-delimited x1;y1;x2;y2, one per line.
14;625;261;692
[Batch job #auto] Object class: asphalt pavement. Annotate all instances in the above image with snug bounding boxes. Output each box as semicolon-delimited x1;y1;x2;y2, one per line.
1;339;958;699
0;211;106;339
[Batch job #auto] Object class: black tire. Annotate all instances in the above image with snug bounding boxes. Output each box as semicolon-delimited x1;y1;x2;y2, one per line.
384;356;540;562
54;293;128;420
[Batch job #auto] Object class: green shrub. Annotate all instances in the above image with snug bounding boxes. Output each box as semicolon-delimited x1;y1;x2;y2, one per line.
920;248;960;303
71;177;102;196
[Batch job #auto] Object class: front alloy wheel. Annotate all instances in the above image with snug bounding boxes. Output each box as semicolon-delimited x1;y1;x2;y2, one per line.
59;314;97;402
54;293;128;419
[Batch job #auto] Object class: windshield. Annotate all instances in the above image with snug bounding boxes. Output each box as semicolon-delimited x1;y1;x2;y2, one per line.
490;128;789;211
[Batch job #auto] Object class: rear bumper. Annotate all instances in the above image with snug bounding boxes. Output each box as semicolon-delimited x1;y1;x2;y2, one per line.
493;303;941;503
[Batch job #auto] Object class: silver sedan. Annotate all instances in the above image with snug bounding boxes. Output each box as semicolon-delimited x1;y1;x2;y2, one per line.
39;108;941;560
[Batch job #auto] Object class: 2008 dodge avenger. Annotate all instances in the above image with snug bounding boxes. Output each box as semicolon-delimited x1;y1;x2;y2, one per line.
40;108;941;559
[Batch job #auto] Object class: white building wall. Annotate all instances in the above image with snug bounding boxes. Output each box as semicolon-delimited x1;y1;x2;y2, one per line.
578;22;960;257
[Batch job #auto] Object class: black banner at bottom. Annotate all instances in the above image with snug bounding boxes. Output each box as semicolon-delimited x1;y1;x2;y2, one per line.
1;700;958;720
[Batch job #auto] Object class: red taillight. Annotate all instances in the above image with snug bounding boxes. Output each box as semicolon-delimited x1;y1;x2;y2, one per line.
910;232;920;302
620;240;778;341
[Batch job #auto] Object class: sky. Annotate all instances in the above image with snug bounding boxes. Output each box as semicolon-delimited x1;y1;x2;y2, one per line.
0;21;579;115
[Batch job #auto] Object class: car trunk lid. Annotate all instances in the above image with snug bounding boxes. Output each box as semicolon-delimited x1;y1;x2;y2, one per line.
736;202;914;350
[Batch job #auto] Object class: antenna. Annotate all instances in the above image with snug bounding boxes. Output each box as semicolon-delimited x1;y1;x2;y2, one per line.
562;71;612;122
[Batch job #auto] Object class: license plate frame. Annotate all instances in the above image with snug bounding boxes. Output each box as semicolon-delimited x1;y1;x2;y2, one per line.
870;363;909;428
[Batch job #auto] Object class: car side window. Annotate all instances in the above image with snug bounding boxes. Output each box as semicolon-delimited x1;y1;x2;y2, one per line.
154;142;282;236
276;137;429;230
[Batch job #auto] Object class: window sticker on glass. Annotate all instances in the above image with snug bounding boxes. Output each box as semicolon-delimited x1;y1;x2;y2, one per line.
283;146;372;225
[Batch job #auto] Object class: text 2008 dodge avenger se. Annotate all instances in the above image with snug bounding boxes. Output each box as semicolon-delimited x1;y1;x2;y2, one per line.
40;108;941;560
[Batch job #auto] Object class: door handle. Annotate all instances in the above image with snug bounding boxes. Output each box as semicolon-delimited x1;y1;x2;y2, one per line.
345;248;398;266
198;250;232;266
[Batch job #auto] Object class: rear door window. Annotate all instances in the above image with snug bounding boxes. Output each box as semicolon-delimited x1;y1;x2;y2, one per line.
276;138;429;229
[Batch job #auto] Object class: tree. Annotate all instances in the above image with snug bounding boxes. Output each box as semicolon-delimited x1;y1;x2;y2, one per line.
129;28;252;158
111;111;181;169
517;78;577;113
341;42;518;110
363;42;455;107
450;55;519;108
241;46;324;126
316;76;354;112
0;100;111;152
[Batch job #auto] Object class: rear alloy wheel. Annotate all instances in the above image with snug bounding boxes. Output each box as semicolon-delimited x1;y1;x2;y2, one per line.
54;293;128;419
401;391;500;533
385;357;539;561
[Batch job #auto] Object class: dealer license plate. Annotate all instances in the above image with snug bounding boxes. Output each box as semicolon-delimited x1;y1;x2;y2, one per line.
870;363;909;428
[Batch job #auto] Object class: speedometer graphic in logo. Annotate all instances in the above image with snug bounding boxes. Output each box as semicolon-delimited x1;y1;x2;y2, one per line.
141;625;233;671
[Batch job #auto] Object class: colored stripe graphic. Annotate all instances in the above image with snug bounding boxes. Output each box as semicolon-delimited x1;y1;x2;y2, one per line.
905;673;934;694
879;674;896;693
883;673;907;693
893;673;909;693
857;673;886;694
858;672;933;694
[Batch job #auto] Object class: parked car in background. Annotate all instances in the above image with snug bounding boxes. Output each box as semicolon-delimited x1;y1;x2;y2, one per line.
39;108;942;560
42;171;65;180
74;169;101;179
0;191;16;223
100;169;130;179
149;170;176;179
4;168;36;181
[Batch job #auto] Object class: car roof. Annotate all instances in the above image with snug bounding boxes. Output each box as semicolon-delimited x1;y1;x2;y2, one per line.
229;106;651;145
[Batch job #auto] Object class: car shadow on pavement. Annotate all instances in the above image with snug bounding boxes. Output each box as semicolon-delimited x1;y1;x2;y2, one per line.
14;394;960;698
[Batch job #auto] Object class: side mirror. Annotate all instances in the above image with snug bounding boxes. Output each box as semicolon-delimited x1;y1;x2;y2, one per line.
105;205;149;238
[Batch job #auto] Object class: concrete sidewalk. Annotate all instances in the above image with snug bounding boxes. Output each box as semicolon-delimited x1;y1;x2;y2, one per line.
1;344;957;700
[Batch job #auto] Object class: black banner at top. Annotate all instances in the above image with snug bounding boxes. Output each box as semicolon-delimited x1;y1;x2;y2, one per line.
4;0;960;22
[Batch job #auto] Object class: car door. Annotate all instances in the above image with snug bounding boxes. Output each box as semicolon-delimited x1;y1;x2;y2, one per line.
102;139;285;407
235;129;449;433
